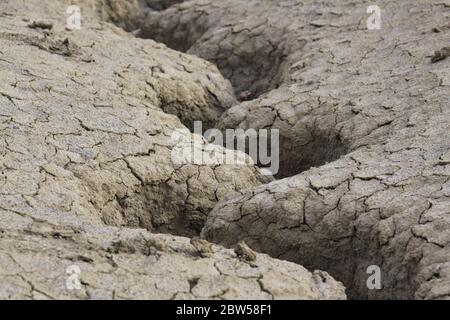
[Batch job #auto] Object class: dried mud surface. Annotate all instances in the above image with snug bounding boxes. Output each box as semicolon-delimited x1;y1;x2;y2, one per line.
1;0;449;300
0;0;345;300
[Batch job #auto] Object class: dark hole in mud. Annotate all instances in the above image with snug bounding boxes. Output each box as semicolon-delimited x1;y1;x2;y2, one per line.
139;13;292;101
206;128;348;179
277;133;348;179
210;52;287;102
144;0;187;11
99;0;188;32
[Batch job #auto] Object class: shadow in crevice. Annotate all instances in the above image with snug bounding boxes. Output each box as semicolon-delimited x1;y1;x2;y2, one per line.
211;126;349;180
138;5;297;102
277;132;349;179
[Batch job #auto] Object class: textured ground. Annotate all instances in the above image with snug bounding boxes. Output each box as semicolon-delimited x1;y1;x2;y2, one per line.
1;0;449;300
142;0;450;299
0;0;345;299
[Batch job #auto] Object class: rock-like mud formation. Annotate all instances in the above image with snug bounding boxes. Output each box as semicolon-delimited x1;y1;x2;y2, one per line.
142;0;450;299
1;0;449;300
1;0;275;238
0;0;346;299
1;224;346;299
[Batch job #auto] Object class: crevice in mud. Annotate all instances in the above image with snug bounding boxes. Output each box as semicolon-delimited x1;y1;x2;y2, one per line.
91;176;207;239
276;132;349;179
138;8;292;101
143;0;187;11
96;12;351;258
134;7;348;180
89;0;187;33
95;5;365;300
205;126;349;180
200;45;289;101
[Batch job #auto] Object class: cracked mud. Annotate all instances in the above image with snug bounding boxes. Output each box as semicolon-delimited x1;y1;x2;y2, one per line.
1;0;449;300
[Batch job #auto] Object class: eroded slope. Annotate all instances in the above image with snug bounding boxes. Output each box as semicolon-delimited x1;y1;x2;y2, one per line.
0;0;346;299
142;0;450;299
